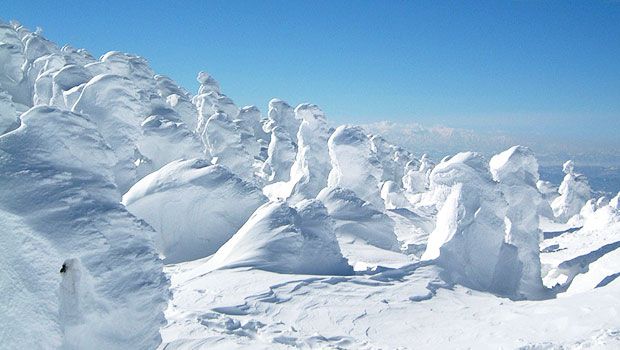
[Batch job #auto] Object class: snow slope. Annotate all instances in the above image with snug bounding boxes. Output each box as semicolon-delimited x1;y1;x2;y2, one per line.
0;106;168;349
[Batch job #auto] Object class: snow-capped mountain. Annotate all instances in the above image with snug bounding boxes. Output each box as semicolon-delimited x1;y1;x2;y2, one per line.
1;20;620;349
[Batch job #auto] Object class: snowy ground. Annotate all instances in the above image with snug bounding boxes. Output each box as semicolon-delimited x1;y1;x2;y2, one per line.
160;219;620;349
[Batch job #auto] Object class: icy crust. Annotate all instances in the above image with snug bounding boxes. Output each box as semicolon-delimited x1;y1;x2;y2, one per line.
0;106;168;349
205;200;353;275
122;159;267;263
490;146;547;298
327;125;384;210
551;160;592;223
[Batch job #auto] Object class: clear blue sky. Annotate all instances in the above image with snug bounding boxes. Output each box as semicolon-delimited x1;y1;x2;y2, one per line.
2;0;619;143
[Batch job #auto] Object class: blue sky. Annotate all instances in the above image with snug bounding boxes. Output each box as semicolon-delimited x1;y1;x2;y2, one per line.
2;1;619;144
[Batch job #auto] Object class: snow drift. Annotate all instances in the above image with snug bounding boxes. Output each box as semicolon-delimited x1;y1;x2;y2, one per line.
0;106;168;349
122;159;267;263
205;200;353;275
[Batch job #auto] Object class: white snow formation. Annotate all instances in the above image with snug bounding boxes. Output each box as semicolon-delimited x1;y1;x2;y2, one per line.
327;125;384;209
122;159;267;263
489;146;547;298
551;160;592;223
205;200;353;275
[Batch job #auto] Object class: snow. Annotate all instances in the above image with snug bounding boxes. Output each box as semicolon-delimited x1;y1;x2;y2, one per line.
263;98;300;142
0;89;19;134
161;261;620;349
201;112;257;183
263;103;332;202
3;20;620;350
0;106;168;349
380;180;411;210
122;159;267;263
402;154;433;194
317;186;402;268
327;125;384;209
541;199;620;292
551;160;592;223
260;125;297;182
422;152;524;296
204;200;353;275
370;134;412;186
490;146;547;298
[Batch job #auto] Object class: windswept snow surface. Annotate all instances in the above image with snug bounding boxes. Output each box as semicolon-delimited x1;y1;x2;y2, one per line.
205;200;352;275
2;20;620;350
122;159;267;263
0;106;168;349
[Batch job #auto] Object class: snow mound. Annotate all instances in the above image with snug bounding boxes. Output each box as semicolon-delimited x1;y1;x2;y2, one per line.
402;156;428;194
380;180;412;210
73;73;203;193
0;106;167;349
154;74;198;130
194;72;239;134
122;159;267;263
542;200;620;294
206;200;353;275
137;114;204;175
327;125;384;209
